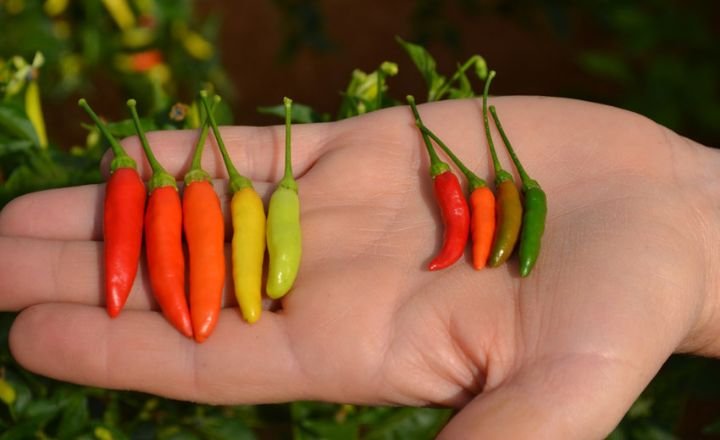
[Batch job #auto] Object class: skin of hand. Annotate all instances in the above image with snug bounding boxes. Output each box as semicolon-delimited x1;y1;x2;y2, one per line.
2;96;720;439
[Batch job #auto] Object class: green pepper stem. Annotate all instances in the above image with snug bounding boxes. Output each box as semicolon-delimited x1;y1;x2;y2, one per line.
432;54;484;101
419;124;487;191
482;71;513;184
280;97;298;192
186;95;220;183
199;91;253;193
78;98;137;171
127;99;175;190
406;95;450;177
489;105;539;190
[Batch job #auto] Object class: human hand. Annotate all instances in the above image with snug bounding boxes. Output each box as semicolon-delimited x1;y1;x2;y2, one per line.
2;97;719;438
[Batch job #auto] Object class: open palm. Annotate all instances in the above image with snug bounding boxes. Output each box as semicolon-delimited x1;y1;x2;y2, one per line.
2;96;719;438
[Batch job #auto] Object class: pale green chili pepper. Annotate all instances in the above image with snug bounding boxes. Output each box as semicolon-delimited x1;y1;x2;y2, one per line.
266;97;302;299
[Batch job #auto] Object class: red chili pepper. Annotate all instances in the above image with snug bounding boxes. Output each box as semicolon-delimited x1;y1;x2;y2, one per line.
78;99;146;318
183;96;224;343
429;172;471;270
130;49;163;72
407;95;470;271
415;121;496;269
128;99;193;338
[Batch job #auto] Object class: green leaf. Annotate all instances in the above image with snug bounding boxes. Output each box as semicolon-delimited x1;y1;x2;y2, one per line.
102;118;158;139
57;393;90;439
396;37;446;101
578;52;632;83
0;102;39;144
363;407;452;440
196;417;256;440
0;139;33;157
0;418;47;440
704;418;720;434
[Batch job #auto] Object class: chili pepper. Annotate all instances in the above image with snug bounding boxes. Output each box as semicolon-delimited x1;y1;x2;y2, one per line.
78;98;146;318
482;71;523;268
183;97;224;342
24;54;47;149
414;121;496;269
406;95;470;271
199;91;265;323
127;99;192;338
490;105;547;277
266;97;302;298
130;50;163;72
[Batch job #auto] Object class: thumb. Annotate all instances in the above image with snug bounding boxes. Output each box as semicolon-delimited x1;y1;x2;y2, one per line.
437;354;660;439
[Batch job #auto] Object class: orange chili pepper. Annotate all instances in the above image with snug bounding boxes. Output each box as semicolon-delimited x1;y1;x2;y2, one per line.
183;97;224;343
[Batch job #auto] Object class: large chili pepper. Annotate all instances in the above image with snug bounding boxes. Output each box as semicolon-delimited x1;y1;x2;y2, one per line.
78;99;146;318
490;105;547;277
411;116;496;269
482;71;523;268
127;99;192;338
199;91;265;323
183;97;224;342
266;97;302;298
406;95;470;271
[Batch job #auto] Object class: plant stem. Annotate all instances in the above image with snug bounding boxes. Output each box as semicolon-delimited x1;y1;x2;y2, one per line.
406;95;450;177
489;105;539;190
127;99;175;190
482;71;512;184
199;91;252;193
280;97;299;192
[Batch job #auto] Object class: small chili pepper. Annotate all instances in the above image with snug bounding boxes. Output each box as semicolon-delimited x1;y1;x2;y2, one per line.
490;105;547;277
127;99;192;338
199;91;265;323
266;97;302;298
25;76;47;149
406;95;470;271
78;98;146;318
482;71;523;268
414;121;496;270
183;97;224;342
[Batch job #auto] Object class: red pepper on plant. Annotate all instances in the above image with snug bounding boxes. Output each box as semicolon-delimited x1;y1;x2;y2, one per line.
407;95;470;271
78;98;146;318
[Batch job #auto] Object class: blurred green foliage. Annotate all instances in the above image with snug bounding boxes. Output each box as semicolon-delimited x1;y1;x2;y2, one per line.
1;0;719;439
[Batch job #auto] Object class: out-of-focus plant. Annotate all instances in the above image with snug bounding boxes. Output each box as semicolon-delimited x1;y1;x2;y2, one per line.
0;0;233;112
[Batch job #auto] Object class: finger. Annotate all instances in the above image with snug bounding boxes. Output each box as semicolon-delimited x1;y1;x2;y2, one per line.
0;185;103;240
9;303;305;403
0;236;137;310
437;354;663;439
0;180;274;241
0;236;241;311
106;122;333;182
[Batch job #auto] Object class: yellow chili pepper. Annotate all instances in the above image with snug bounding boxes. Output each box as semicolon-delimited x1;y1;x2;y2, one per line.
200;91;265;323
231;188;266;323
101;0;135;30
25;79;48;149
0;377;16;406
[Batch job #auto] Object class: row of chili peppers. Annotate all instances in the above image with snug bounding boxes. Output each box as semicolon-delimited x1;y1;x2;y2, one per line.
410;70;547;276
79;93;301;342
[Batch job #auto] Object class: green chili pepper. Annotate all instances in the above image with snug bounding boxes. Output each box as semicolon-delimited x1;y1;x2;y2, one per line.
266;97;302;299
482;71;523;268
490;105;547;277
